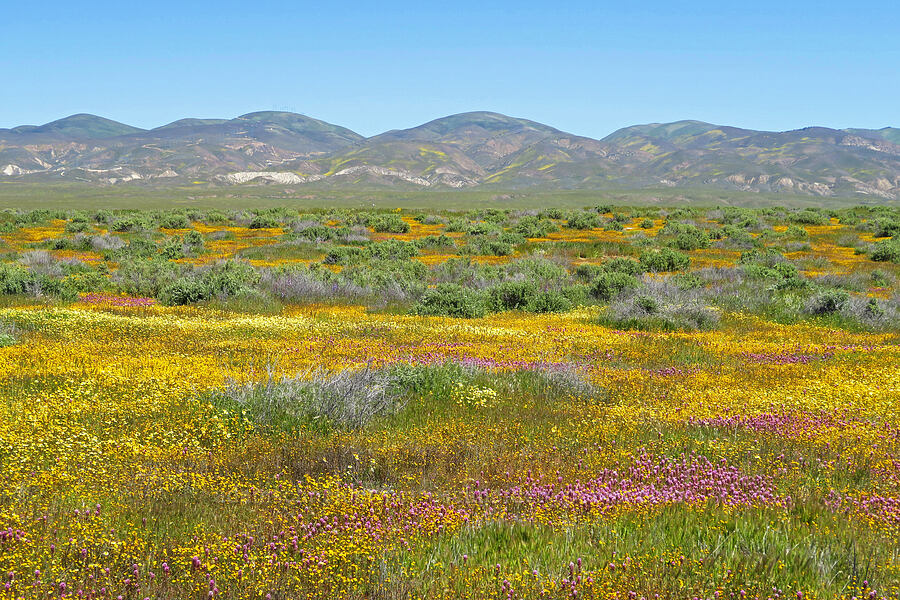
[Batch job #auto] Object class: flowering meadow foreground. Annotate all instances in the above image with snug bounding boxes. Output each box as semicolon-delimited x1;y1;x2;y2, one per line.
0;300;898;600
0;204;899;599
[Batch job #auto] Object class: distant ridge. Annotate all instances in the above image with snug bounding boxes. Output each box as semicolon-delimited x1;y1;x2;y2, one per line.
1;111;898;199
8;114;146;139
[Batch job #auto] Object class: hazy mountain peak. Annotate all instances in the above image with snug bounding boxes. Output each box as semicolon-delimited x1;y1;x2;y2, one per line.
234;111;364;140
153;118;231;131
602;120;721;142
404;111;564;137
8;113;145;139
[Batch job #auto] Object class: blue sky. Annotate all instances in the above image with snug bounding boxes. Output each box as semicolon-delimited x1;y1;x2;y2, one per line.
2;1;898;138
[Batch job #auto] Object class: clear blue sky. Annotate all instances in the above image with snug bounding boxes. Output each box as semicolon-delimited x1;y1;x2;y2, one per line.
2;1;898;138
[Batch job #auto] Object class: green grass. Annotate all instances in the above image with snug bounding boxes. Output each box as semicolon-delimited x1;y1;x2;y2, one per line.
394;506;897;598
0;182;888;211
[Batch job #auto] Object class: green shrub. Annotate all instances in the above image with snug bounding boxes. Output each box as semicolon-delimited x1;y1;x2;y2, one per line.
414;284;486;318
50;236;90;251
464;237;513;257
469;208;508;224
560;284;590;306
368;240;419;261
527;290;572;313
718;225;756;246
184;230;205;248
783;224;808;239
465;221;499;236
789;209;827;225
871;270;889;288
324;246;369;265
157;261;259;306
121;238;158;260
342;259;427;296
591;272;639;302
515;216;558;238
865;298;884;318
369;214;410;233
249;214;281;229
670;228;710;251
65;220;90;233
445;218;468;233
565;211;601;230
635;295;659;314
294;225;336;241
573;264;603;282
808;289;849;315
672;273;703;290
63;270;109;294
114;259;179;298
203;210;229;224
111;215;150;232
872;219;900;238
871;240;900;263
601;257;644;276
0;262;32;295
738;248;783;266
415;234;456;250
203;260;259;298
505;257;568;285
31;276;77;301
161;237;186;260
158;213;191;229
93;209;114;224
639;248;690;272
485;281;537;312
160;277;209;305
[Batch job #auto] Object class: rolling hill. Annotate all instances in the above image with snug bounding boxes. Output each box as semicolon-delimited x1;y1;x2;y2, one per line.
1;111;898;199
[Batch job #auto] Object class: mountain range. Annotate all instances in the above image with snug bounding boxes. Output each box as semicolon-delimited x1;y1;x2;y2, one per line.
2;111;899;199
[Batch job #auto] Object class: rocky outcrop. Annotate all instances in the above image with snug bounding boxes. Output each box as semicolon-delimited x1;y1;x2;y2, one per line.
330;165;432;186
224;171;316;185
2;164;29;176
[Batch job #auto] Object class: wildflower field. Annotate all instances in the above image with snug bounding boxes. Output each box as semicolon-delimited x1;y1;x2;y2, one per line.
0;203;899;599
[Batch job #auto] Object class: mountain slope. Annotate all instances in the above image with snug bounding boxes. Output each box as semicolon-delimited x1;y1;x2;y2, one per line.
305;111;626;187
600;123;900;197
0;112;897;198
0;112;364;182
3;114;146;140
845;127;900;144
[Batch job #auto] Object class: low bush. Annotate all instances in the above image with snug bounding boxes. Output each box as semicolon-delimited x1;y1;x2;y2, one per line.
219;364;409;431
369;213;410;233
806;289;850;315
414;284;486;318
158;213;191;229
600;278;721;331
601;257;644;276
485;281;538;312
639;248;690;272
526;290;572;313
670;228;711;251
515;216;558;238
870;240;900;263
591;272;639;302
565;211;602;230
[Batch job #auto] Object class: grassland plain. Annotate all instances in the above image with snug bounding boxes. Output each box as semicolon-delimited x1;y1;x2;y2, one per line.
0;201;899;599
0;182;892;211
